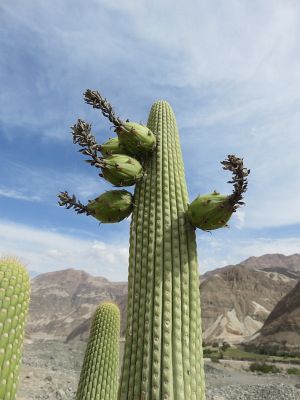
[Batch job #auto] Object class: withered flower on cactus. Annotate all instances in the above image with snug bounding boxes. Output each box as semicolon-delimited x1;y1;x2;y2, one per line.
58;190;133;223
84;89;156;156
70;119;144;186
187;155;250;231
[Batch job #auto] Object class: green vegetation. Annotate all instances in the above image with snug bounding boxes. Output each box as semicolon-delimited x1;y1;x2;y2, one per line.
287;367;300;376
223;347;268;361
249;362;281;374
204;344;300;366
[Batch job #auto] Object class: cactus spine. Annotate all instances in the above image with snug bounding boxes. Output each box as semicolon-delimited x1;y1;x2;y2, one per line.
0;257;30;400
76;302;120;400
118;101;205;400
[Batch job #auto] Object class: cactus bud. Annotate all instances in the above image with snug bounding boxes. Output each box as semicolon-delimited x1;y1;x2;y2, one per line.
187;192;234;231
99;137;127;158
115;121;156;156
87;190;133;223
101;154;143;186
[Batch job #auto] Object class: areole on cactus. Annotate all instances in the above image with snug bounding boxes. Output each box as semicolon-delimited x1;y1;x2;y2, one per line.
58;89;249;399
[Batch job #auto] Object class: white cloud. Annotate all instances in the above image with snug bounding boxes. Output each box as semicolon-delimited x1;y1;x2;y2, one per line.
0;220;129;281
197;235;300;274
0;187;41;202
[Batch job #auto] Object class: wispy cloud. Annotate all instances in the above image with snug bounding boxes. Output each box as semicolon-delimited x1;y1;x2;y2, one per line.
0;159;109;204
0;219;129;281
0;187;41;202
1;218;298;280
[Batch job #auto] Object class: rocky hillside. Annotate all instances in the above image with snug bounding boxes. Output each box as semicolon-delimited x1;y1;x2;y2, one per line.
247;280;300;353
25;254;299;345
26;268;128;341
202;253;300;281
200;266;297;344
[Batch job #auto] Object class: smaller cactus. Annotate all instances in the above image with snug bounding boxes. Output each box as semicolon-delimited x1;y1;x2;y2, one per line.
87;190;133;223
0;256;30;400
76;302;120;400
187;155;250;230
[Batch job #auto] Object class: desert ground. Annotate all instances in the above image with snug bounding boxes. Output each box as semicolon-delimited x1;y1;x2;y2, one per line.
17;340;300;400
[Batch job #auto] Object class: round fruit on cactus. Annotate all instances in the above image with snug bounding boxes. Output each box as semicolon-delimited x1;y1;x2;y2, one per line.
115;121;156;156
99;137;127;158
187;191;234;231
100;154;143;187
87;190;133;223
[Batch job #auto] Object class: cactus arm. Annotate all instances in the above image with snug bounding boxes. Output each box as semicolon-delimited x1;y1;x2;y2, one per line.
0;257;30;400
75;302;120;400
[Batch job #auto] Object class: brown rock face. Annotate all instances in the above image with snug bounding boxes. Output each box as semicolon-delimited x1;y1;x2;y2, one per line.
200;266;297;344
26;268;128;341
249;280;300;352
202;253;300;281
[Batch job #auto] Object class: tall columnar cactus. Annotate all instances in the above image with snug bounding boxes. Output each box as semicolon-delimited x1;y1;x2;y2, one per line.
76;302;120;400
0;257;30;400
59;90;249;399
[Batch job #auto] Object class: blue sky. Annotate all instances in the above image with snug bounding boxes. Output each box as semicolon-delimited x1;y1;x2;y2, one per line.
0;1;299;280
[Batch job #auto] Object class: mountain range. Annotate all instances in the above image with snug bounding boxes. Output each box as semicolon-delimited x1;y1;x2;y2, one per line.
25;253;300;348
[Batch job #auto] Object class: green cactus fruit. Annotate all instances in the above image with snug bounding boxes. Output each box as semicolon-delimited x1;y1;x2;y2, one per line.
187;191;234;230
0;256;30;400
115;121;156;156
87;190;133;223
99;137;127;158
101;154;143;187
76;302;120;400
